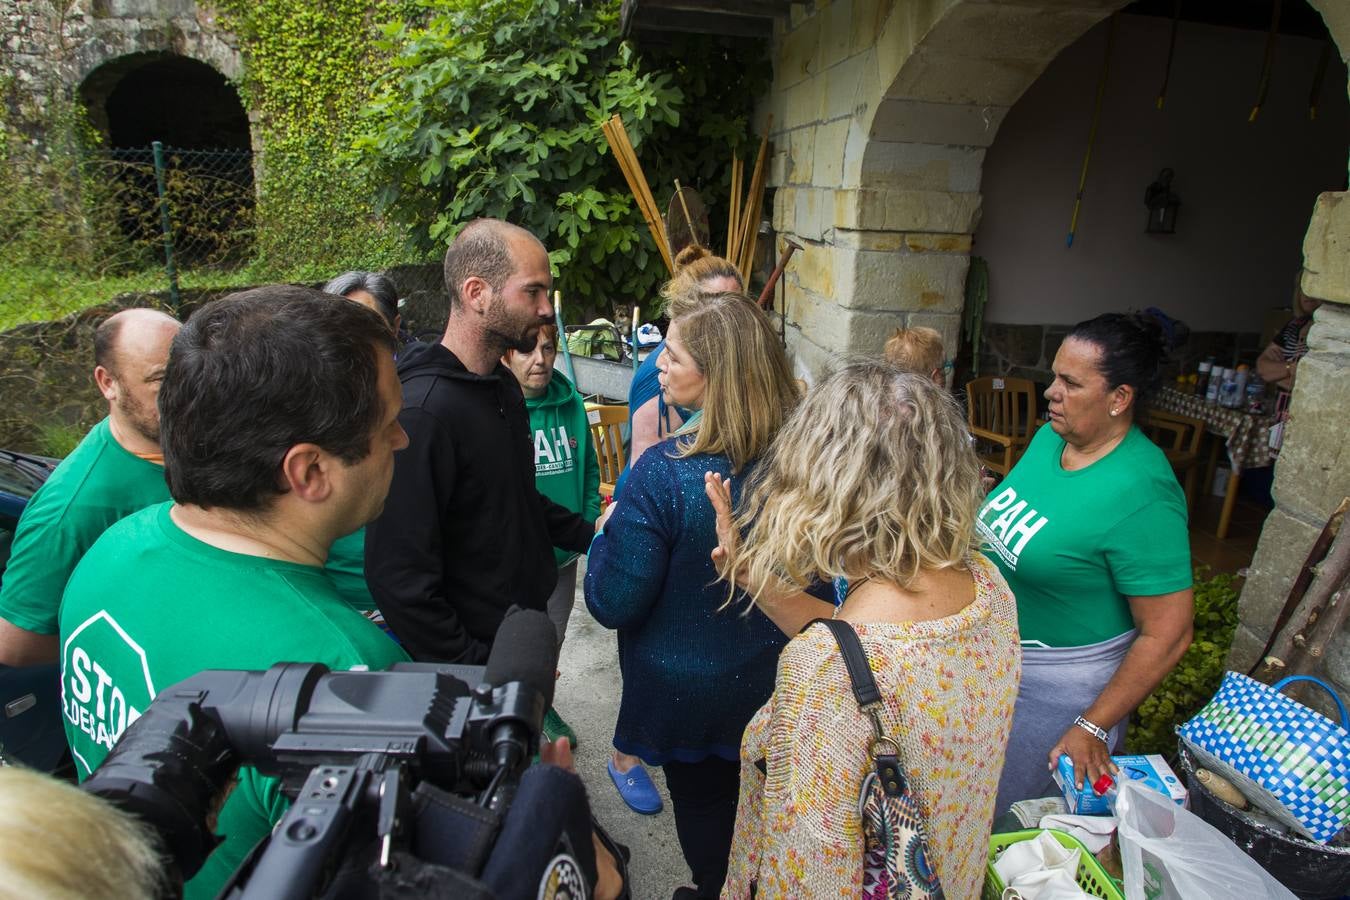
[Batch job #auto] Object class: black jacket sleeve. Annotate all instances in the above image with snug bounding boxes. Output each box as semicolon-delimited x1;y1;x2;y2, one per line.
365;407;489;665
540;490;595;555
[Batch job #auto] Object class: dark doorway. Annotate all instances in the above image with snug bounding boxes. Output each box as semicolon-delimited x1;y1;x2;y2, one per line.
83;53;250;151
79;54;254;271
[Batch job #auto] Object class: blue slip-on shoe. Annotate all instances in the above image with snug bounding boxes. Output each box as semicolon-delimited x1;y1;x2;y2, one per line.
607;757;663;815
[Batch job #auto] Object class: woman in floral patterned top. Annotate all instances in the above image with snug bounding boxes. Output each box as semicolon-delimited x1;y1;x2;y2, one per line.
706;362;1022;899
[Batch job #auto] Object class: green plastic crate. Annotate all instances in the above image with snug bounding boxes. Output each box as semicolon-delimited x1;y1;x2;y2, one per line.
983;829;1124;900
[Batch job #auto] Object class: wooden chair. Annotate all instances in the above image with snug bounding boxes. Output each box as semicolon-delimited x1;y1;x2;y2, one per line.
585;403;628;499
966;376;1039;477
1142;408;1204;512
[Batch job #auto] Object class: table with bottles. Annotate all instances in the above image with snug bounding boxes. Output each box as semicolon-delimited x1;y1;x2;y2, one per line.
1152;385;1279;541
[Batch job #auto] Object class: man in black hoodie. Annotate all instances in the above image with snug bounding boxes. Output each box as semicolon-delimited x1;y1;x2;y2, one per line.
365;220;596;663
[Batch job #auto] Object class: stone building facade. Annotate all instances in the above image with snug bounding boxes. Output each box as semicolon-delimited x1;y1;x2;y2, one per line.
753;0;1350;697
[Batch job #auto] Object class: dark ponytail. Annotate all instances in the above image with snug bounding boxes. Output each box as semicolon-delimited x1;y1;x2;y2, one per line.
1067;312;1169;412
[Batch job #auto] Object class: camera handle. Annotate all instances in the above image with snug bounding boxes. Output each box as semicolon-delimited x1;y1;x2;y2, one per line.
223;760;406;900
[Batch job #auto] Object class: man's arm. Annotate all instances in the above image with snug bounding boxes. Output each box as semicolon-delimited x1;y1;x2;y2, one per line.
0;616;57;666
365;407;489;664
540;491;594;554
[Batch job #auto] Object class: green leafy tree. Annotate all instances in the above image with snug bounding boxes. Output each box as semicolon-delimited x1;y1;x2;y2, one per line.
1128;570;1241;757
355;0;769;314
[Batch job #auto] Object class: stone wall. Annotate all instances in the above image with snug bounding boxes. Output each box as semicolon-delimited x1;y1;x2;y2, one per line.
761;0;1128;382
1;1;241;140
1228;192;1350;705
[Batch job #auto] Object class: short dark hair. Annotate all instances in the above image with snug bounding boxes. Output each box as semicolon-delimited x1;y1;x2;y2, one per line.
93;315;124;372
160;285;396;512
443;219;524;308
322;270;400;328
1068;312;1169;411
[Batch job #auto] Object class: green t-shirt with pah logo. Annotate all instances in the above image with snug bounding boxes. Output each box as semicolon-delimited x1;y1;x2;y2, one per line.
976;425;1192;648
60;502;408;900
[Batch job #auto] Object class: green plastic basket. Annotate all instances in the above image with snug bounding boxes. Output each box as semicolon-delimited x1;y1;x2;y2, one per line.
983;829;1124;900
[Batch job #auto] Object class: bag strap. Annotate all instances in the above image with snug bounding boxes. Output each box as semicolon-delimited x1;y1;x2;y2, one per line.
805;618;904;782
807;617;881;707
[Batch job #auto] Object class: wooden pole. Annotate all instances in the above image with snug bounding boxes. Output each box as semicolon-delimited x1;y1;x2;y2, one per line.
737;117;772;282
1259;508;1350;680
727;155;743;260
602;116;674;273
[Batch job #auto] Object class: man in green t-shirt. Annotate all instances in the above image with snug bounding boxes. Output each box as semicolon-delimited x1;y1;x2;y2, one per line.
0;308;180;666
59;286;412;900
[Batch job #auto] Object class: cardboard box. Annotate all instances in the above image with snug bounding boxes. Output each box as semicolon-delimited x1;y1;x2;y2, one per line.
1054;753;1188;815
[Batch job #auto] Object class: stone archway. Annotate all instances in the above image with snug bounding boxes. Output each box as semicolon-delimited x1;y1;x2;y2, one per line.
1;1;245;148
770;0;1129;375
767;0;1350;692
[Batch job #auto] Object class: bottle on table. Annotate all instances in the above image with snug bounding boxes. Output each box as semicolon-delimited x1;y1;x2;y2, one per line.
1246;376;1266;414
1197;358;1214;397
1225;364;1250;409
1206;366;1227;404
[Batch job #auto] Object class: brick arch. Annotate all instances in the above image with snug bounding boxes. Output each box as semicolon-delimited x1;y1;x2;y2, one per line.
67;4;241;88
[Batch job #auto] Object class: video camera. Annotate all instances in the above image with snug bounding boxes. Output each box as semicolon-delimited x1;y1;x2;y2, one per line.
80;608;623;899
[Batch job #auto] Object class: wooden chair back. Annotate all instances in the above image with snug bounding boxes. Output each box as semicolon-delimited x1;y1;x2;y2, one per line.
965;376;1039;476
586;403;628;498
1142;408;1204;511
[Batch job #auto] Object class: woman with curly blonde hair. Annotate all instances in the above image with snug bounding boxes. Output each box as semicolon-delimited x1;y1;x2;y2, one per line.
708;361;1021;899
586;292;798;900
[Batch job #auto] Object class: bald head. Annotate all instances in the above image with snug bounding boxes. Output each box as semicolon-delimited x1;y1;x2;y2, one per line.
95;308;181;376
93;308;181;451
443;219;544;310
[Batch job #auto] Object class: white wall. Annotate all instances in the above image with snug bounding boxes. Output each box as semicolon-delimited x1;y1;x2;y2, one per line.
976;15;1349;332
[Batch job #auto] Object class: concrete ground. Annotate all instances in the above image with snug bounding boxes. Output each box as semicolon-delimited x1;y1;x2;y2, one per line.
553;558;689;900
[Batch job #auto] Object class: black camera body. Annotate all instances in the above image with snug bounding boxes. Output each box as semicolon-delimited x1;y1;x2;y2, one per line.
80;608;609;900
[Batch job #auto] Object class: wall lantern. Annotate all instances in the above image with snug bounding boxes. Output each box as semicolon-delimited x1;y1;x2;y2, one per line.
1144;168;1181;234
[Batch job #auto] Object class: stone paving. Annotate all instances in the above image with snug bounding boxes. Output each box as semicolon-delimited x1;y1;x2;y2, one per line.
552;558;689;900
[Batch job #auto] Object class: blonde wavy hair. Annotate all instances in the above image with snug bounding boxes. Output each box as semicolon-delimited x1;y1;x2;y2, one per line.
726;360;983;602
667;292;798;473
659;245;742;318
0;765;167;899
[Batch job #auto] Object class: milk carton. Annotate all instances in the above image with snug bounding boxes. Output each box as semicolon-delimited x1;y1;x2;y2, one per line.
1054;753;1187;815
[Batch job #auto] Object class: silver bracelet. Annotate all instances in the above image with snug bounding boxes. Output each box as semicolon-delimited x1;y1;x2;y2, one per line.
1074;715;1109;744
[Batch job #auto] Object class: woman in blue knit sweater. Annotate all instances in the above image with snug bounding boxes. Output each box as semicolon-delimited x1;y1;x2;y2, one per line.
585;292;799;900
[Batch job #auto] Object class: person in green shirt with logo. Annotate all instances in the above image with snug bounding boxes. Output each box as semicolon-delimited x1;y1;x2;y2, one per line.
503;322;601;747
977;313;1194;814
0;307;180;667
59;286;411;900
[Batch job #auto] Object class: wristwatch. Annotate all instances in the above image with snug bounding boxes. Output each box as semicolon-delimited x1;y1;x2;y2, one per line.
1074;715;1109;744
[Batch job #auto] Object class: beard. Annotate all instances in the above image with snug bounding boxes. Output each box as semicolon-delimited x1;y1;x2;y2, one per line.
117;392;160;444
484;296;547;355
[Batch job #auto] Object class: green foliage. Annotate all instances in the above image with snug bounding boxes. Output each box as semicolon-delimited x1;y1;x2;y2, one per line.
1127;569;1241;756
214;0;421;275
354;0;770;313
36;422;84;459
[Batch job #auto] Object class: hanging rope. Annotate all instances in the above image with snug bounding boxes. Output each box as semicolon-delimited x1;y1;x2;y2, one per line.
1067;14;1117;249
1249;0;1283;123
1309;41;1331;121
1156;0;1182;110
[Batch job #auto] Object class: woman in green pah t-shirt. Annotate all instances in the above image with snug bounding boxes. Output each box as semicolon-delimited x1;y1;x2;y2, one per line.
977;313;1194;815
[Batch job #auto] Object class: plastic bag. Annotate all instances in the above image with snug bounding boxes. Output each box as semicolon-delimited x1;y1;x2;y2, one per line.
1114;780;1295;900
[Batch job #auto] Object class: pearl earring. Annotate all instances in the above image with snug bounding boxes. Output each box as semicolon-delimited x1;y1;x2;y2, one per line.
1110;409;1119;417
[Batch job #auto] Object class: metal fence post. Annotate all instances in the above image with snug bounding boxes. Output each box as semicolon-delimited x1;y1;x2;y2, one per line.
151;141;181;311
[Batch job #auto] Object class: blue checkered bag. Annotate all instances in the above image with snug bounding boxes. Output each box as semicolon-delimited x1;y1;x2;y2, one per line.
1178;672;1350;843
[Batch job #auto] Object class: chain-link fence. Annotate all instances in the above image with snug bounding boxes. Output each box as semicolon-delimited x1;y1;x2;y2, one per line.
73;143;256;307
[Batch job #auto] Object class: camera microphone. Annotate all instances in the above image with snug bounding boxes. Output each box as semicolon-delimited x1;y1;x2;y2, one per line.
481;607;558;776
